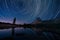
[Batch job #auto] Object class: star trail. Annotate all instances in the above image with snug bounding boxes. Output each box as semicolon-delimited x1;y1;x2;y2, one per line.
0;0;60;24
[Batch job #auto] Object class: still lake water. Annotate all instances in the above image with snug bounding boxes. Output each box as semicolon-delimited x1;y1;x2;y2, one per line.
0;28;37;38
0;27;58;40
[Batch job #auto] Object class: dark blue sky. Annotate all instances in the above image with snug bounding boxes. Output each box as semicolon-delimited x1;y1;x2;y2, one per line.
0;0;60;24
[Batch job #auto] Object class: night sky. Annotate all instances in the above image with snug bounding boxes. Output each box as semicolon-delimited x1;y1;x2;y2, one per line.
0;0;60;24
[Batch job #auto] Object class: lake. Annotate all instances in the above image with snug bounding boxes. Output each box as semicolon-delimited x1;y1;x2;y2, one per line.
0;27;59;40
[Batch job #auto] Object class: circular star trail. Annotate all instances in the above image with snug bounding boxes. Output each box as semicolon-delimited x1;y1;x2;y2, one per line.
0;0;60;24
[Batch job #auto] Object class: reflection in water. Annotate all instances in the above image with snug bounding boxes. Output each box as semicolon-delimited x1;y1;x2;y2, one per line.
0;28;11;38
0;27;57;40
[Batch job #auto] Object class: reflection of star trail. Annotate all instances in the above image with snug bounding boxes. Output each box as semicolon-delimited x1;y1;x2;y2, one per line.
0;0;60;23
